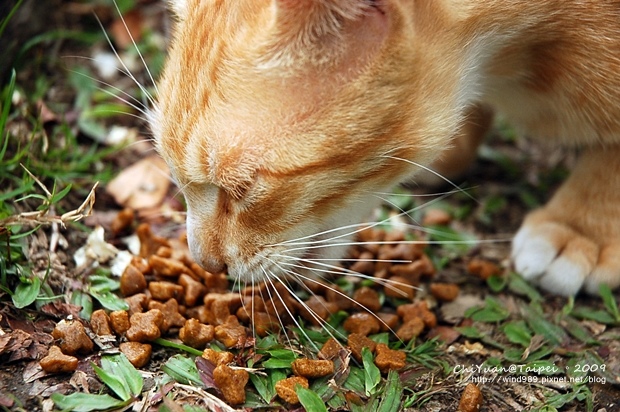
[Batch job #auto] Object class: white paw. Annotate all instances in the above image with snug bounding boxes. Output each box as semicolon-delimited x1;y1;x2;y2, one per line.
511;222;598;296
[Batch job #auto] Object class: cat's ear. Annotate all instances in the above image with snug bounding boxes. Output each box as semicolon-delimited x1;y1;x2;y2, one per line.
167;0;188;19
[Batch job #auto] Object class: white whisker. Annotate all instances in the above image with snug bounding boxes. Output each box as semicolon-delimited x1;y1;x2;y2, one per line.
111;0;160;95
93;13;156;107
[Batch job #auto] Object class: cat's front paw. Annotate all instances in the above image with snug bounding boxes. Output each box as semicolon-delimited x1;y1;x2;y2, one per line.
512;208;620;296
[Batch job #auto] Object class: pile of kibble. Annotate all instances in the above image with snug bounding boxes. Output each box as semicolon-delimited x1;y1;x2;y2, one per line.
39;208;497;409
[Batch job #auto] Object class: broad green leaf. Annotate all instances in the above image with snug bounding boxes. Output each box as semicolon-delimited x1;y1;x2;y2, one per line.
561;316;598;345
377;370;403;412
521;303;567;345
101;354;143;397
570;307;616;324
362;347;381;396
502;321;532;347
12;276;41;308
89;289;129;311
72;290;93;320
93;363;131;401
51;392;127;412
508;273;542;302
465;296;509;323
599;283;620;322
296;386;327;412
162;355;204;387
487;275;507;292
343;366;365;394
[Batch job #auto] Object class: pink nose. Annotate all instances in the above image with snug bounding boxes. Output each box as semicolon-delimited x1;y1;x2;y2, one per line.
200;257;226;274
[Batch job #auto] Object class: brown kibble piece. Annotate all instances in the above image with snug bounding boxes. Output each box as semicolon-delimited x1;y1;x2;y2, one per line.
126;309;164;342
467;258;501;280
319;337;343;360
349;251;375;275
325;284;353;310
179;274;207;307
374;343;406;373
40;346;78;373
458;383;483;412
125;293;149;317
202;348;235;366
377;312;400;332
291;358;335;378
136;223;169;258
179;318;214;349
298;295;336;326
430;283;460;302
52;319;93;355
203;271;229;291
343;312;381;337
214;316;247;348
148;298;186;333
352;286;381;312
253;311;280;337
120;264;147;297
149;254;190;278
213;364;249;405
149;281;184;301
423;208;452;226
275;376;309;405
397;301;437;328
111;208;134;235
119;342;152;368
90;309;112;335
384;276;416;300
396;316;425;341
109;310;131;335
347;333;377;362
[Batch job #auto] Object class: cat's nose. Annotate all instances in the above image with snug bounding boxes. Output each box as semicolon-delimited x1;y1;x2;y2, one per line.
201;257;226;274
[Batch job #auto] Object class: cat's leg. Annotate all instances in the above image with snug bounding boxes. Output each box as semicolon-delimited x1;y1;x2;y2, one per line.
512;145;620;295
415;104;493;186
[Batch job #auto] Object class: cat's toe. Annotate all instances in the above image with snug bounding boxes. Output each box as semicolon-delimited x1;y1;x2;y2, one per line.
511;211;611;296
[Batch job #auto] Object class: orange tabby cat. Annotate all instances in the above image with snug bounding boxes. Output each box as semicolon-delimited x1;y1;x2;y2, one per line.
151;0;620;297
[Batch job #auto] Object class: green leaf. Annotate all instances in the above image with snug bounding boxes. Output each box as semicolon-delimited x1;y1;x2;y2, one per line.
51;392;127;412
508;273;542;302
296;386;327;412
570;307;616;325
502;321;532;347
466;296;510;323
487;275;507;292
599;283;620;322
377;370;403;412
12;276;41;308
93;363;131;401
561;316;598;345
162;355;204;387
343;366;365;394
521;303;567;345
153;337;204;356
89;289;129;311
362;347;381;397
72;290;93;320
101;354;143;397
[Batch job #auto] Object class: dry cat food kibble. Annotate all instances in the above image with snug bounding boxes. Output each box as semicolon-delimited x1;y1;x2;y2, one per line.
275;376;309;405
40;346;79;374
39;214;483;407
458;383;483;412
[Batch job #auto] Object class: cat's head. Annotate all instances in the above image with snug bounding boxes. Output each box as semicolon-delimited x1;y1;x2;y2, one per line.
151;0;457;282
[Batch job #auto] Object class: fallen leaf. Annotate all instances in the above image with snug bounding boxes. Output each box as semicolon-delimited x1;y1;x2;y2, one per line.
106;156;170;210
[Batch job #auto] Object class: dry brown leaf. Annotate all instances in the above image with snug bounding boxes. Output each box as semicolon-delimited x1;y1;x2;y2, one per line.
106;156;170;210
